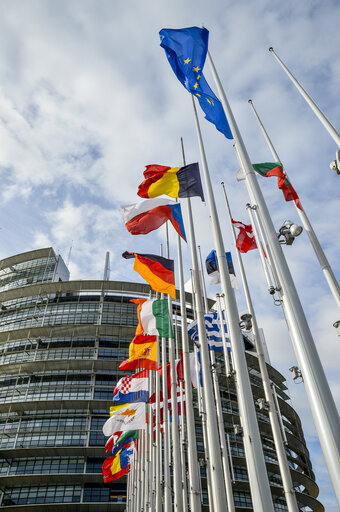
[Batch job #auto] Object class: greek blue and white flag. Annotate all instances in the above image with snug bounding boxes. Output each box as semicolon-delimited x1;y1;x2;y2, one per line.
187;312;230;352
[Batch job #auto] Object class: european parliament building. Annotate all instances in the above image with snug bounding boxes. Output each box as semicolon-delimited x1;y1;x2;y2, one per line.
0;248;323;511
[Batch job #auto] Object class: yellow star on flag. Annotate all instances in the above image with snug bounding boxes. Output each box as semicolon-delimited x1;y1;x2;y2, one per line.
196;74;201;80
184;57;191;64
193;82;198;89
193;66;200;72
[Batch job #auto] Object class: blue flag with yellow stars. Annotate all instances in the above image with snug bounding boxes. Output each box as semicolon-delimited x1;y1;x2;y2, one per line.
159;26;233;139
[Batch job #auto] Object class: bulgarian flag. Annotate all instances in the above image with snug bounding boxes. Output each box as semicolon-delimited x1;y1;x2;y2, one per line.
131;298;173;338
252;162;301;210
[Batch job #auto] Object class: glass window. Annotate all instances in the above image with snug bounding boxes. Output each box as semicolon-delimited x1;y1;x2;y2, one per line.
83;484;126;502
86;458;103;473
8;458;84;475
233;490;253;508
2;485;82;505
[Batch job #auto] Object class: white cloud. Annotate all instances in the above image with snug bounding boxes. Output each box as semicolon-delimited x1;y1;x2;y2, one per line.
0;0;339;508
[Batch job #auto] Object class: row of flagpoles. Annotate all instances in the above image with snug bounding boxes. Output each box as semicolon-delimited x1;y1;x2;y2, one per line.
101;26;340;511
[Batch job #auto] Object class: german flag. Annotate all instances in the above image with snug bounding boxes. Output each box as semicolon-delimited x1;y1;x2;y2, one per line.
122;251;176;299
137;163;204;201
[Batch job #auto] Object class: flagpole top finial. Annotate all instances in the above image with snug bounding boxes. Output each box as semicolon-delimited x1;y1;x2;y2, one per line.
221;181;224;185
269;47;274;52
248;99;253;104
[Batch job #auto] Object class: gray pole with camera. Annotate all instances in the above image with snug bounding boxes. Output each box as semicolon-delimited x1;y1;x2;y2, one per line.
222;181;299;511
268;48;340;175
207;50;340;505
248;99;340;312
192;95;275;512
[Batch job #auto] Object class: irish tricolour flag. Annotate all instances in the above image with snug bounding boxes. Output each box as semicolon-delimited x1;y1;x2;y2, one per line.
131;298;173;338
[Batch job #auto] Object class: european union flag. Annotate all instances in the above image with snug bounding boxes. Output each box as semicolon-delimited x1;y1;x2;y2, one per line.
159;27;233;139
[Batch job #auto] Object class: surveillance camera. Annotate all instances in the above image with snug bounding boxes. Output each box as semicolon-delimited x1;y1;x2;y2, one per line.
289;223;303;237
333;320;340;336
239;312;252;331
330;160;338;171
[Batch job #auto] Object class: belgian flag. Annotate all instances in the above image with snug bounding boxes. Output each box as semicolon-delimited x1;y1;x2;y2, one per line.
137;163;204;201
122;251;176;299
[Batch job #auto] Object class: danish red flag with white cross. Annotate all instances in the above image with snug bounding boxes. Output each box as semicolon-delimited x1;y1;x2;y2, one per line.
231;219;257;253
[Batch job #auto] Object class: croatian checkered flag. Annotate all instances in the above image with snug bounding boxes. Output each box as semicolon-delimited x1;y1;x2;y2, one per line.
112;369;149;404
187;312;230;351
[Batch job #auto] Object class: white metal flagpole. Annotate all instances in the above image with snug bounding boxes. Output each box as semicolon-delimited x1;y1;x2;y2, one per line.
268;47;340;148
248;98;340;312
155;335;162;510
222;182;299;512
215;293;232;377
197;246;236;512
161;337;171;510
165;223;183;512
185;190;227;510
189;267;214;510
176;156;202;512
191;94;275;512
207;49;340;504
181;140;227;511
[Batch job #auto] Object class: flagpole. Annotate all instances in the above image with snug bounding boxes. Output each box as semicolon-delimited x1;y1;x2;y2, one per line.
176;178;202;512
174;311;189;512
245;203;278;293
128;455;133;511
132;453;137;511
197;245;209;313
248;98;340;311
221;182;299;512
161;327;171;510
189;266;214;510
179;381;189;512
197;245;236;512
127;464;131;512
145;387;152;511
268;47;340;148
157;243;172;512
245;200;282;295
137;439;143;505
155;335;162;510
165;223;183;512
181;140;227;511
142;424;148;510
177;240;202;512
235;141;283;297
207;49;340;503
136;430;142;511
215;293;231;376
191;94;275;512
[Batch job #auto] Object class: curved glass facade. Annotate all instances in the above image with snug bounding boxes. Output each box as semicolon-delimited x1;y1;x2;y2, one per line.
0;248;323;511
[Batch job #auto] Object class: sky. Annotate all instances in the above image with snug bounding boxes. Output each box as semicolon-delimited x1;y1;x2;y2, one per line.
0;0;339;509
